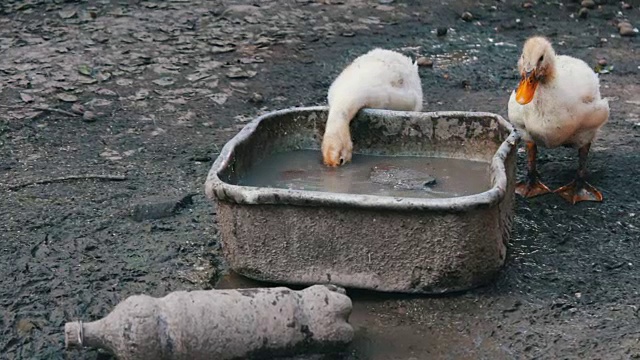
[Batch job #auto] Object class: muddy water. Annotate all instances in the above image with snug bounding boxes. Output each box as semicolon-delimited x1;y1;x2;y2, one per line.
237;150;491;198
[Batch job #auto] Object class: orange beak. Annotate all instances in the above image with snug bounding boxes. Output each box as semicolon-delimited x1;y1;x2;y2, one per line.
515;71;538;105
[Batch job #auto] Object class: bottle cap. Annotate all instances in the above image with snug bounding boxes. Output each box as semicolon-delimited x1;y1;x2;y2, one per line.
64;321;84;349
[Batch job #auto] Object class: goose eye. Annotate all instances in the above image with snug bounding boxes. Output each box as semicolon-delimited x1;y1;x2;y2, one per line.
538;55;544;63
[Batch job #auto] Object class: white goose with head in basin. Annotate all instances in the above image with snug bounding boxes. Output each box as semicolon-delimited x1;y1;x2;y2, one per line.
322;48;423;167
507;36;609;205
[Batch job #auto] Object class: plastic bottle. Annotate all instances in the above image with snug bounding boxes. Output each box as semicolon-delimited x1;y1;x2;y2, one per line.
64;284;353;359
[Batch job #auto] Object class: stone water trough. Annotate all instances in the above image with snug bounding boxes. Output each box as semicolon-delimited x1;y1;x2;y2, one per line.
205;106;519;294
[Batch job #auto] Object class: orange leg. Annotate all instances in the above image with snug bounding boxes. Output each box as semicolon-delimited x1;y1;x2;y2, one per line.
515;142;551;198
554;143;603;205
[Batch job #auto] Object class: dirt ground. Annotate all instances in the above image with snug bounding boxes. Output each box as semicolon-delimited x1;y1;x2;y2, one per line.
0;0;639;359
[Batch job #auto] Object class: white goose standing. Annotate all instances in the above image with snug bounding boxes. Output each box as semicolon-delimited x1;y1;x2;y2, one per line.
507;36;609;204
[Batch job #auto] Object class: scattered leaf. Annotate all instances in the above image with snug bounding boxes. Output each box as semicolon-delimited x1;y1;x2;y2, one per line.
186;72;211;82
58;8;77;19
100;149;122;161
225;67;257;79
78;77;98;85
86;98;113;107
152;77;176;86
20;93;34;103
168;98;187;105
151;127;166;136
211;45;236;54
238;57;265;64
71;103;85;114
77;64;93;77
210;93;228;105
96;72;111;82
595;64;614;74
133;89;149;100
56;93;78;102
116;79;134;86
95;88;118;96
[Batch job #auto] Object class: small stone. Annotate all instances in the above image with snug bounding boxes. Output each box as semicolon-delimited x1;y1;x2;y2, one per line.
597;58;608;66
378;0;394;3
250;92;263;103
621;2;632;10
522;2;533;9
436;27;448;36
581;0;595;9
461;11;473;22
416;57;433;67
617;21;632;29
619;25;636;37
578;7;589;19
82;111;97;122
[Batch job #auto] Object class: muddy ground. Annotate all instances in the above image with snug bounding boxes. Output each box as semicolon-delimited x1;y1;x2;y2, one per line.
0;0;639;359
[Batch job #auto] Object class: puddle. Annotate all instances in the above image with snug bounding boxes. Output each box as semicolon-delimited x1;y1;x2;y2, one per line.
215;272;507;360
235;150;491;198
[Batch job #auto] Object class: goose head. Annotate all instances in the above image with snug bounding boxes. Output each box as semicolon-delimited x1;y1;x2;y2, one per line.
516;36;556;105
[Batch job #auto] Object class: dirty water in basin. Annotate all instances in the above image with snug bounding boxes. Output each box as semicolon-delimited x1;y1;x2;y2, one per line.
215;272;495;360
236;150;491;198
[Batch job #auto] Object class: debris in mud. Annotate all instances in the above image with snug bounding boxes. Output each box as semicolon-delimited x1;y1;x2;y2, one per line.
82;111;97;122
130;194;196;222
621;2;632;10
581;0;595;9
461;11;473;22
522;2;533;9
369;165;436;190
594;61;614;74
17;319;37;334
416;57;433;67
578;7;589;19
249;92;264;103
436;27;448;36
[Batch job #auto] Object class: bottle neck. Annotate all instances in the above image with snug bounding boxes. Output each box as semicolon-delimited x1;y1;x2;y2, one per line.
65;320;117;355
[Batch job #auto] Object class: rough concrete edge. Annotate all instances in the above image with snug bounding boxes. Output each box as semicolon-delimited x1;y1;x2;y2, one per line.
204;106;520;213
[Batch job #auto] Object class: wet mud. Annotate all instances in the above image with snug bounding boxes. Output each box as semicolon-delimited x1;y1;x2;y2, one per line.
0;0;639;359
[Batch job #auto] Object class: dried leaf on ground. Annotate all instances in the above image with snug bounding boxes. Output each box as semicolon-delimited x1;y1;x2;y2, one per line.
95;88;118;96
56;93;78;102
225;67;257;79
77;64;93;77
20;93;34;103
210;93;228;105
116;79;134;86
152;77;176;86
58;8;77;19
